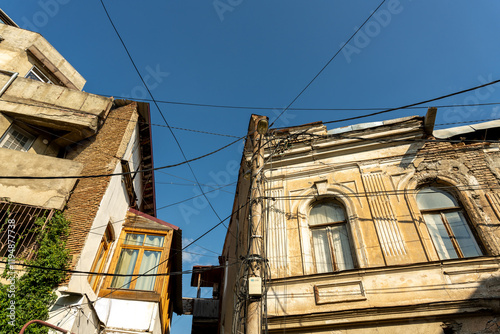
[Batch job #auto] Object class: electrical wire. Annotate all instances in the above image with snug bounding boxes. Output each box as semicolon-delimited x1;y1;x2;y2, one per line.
157;170;235;194
0;259;235;278
317;79;500;127
156;181;236;211
270;0;388;127
102;95;500;112
1;110;496;181
99;0;237;234
0;133;246;179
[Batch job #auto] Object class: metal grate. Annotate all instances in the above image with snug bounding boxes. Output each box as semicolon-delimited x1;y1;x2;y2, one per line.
0;201;54;261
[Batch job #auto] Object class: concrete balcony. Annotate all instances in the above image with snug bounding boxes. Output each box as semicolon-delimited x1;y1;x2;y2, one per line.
0;72;112;145
0;147;83;210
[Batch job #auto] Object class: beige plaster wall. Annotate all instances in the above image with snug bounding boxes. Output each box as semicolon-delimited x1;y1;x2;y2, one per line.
0;147;83;209
221;116;500;333
0;24;85;90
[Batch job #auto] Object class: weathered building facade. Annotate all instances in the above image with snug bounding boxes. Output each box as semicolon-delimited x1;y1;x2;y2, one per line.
216;112;500;333
0;12;181;333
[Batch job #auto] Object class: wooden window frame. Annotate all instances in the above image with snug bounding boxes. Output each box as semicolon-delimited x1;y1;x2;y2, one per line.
99;227;172;301
417;187;484;260
88;224;114;292
309;200;356;273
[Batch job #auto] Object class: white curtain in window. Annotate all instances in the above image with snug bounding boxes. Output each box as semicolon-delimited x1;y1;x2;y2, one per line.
330;225;354;270
310;203;345;226
423;214;457;259
124;233;144;246
312;229;333;273
445;211;481;258
136;250;161;290
111;249;139;288
145;235;164;247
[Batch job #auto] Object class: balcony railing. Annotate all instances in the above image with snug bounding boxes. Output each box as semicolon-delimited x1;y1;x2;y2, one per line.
0;201;53;261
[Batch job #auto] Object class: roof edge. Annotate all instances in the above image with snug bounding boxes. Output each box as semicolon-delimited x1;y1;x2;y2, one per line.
128;208;179;230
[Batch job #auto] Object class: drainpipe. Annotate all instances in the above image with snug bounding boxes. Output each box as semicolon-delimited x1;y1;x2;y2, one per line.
19;319;74;334
0;70;19;97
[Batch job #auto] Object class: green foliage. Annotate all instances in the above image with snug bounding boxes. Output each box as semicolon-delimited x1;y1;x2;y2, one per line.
0;211;71;334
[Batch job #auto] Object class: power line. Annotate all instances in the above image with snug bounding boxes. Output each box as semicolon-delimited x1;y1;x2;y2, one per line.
93;199;251;303
0;260;172;277
100;0;231;234
103;95;500;112
182;198;251;251
319;79;500;126
4;97;240;138
107;113;240;137
0;133;245;179
156;170;235;194
41;260;240;323
157;181;236;211
270;0;388;127
262;184;500;200
1;130;495;181
306;133;500;144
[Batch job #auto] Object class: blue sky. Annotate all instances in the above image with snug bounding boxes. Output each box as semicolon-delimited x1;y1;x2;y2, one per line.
4;1;500;332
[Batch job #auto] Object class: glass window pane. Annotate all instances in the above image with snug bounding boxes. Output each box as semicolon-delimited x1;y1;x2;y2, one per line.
310;202;345;226
1;128;32;151
445;212;482;258
145;235;164;247
312;229;333;273
124;233;144;246
89;246;106;288
423;213;458;260
105;227;113;242
417;187;458;210
111;249;139;289
25;66;52;83
136;250;161;290
25;69;43;82
330;224;354;270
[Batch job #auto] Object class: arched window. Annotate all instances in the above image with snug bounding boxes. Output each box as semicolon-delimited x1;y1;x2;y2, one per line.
416;186;482;260
309;201;354;273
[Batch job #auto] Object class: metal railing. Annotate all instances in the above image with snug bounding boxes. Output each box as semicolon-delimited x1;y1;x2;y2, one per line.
0;201;53;261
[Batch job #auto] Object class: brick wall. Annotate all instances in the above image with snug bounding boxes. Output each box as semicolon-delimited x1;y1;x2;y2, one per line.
64;102;137;269
418;140;499;191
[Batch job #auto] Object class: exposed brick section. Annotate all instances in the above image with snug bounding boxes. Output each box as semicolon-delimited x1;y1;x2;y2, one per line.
64;102;138;269
418;141;500;190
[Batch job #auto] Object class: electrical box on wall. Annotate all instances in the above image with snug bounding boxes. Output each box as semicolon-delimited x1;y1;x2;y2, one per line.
248;277;262;297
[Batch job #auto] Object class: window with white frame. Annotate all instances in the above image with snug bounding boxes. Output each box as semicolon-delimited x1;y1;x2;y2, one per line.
309;201;355;273
25;65;54;84
0;125;35;152
416;186;482;260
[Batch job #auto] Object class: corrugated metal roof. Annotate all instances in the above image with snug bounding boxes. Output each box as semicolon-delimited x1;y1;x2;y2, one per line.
433;119;500;139
327;116;418;135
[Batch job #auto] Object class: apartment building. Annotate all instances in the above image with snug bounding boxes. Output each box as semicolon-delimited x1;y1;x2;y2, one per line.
0;11;181;334
209;111;500;333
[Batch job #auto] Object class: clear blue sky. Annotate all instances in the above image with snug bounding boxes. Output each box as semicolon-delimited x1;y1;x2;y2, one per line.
4;1;500;332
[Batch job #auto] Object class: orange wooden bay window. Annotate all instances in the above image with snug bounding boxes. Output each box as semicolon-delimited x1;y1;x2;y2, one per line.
99;227;172;298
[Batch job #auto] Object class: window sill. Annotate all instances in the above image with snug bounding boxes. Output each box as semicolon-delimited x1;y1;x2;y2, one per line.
98;287;161;302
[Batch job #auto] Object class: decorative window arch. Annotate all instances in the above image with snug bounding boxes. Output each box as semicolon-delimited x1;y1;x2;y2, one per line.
416;186;482;260
309;200;355;273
